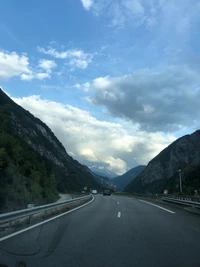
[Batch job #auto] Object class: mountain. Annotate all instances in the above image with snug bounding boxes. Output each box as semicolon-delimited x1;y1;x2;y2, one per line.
85;166;111;186
125;130;200;194
89;166;117;179
112;165;146;191
0;88;106;212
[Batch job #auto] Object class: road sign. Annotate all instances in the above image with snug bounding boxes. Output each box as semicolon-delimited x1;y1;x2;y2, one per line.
163;189;168;195
84;186;87;191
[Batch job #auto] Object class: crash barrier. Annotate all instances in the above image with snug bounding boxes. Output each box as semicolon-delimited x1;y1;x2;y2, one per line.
0;195;92;231
161;195;200;208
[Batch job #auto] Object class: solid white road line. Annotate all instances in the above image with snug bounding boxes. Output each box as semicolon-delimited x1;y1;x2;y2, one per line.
0;197;95;243
117;212;121;218
139;200;175;214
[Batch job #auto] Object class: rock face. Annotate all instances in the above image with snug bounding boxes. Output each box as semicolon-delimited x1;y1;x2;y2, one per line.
125;131;200;194
0;88;106;211
112;165;146;191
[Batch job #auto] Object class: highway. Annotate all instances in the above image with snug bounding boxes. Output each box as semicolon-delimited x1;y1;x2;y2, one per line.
0;195;200;267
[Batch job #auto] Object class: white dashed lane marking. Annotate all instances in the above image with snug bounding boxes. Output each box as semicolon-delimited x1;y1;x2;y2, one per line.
139;200;175;214
117;212;121;218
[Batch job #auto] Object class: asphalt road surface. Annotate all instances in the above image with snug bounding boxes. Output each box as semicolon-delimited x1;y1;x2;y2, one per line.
0;195;200;267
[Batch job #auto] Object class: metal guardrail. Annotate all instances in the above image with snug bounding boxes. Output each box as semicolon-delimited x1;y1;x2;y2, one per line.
115;192;200;209
0;195;91;227
161;196;200;208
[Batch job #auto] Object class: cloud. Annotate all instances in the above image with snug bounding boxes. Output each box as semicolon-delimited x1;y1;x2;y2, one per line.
123;0;144;15
0;50;31;80
38;59;57;73
68;56;92;70
0;50;51;81
12;95;175;174
35;73;51;80
90;65;200;132
154;0;200;48
74;82;90;92
37;47;68;59
20;74;34;81
82;0;200;35
81;0;94;11
37;46;93;70
109;0;145;27
82;0;147;28
93;76;111;90
74;84;81;89
82;83;90;92
21;72;50;81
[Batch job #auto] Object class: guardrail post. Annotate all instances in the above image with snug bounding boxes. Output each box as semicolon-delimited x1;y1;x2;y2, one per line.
44;209;47;219
27;215;33;224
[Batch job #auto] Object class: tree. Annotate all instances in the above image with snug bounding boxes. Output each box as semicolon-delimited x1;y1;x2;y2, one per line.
0;148;7;169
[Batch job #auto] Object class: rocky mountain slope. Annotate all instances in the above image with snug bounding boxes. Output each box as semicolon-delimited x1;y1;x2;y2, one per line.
112;165;146;191
125;131;200;194
0;88;107;211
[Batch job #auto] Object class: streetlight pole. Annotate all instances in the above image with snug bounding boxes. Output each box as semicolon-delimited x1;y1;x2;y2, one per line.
177;169;182;193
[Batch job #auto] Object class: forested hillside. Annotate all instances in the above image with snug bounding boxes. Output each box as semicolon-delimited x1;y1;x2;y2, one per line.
0;89;104;212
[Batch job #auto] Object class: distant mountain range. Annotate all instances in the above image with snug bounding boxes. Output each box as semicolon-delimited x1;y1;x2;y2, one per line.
125;130;200;194
0;88;108;212
111;165;146;191
89;166;117;179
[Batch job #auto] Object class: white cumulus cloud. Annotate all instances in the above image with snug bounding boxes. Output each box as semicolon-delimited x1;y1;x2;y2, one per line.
38;59;57;73
35;73;51;80
81;0;94;11
37;47;68;59
21;72;50;81
37;46;93;70
12;94;175;174
0;50;51;81
0;51;31;80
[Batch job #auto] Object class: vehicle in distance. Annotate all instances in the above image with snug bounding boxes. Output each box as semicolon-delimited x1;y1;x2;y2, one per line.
103;190;111;196
91;190;97;194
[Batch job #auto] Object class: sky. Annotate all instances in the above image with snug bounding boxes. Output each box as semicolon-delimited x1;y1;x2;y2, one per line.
1;0;200;175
